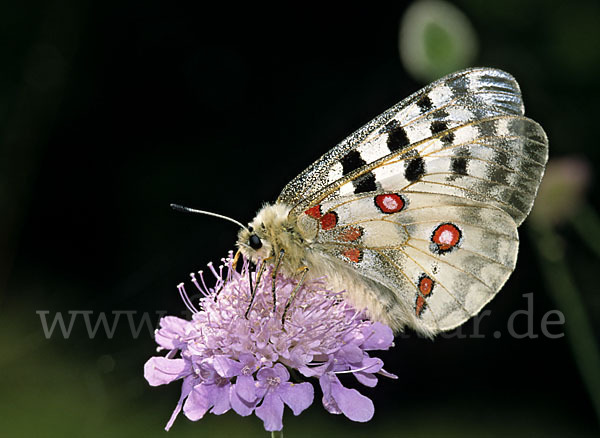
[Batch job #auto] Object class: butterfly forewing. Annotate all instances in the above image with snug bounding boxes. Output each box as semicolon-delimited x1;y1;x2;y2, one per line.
278;68;534;211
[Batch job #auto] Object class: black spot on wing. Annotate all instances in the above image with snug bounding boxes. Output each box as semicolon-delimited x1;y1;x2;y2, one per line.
353;172;378;194
486;162;510;185
384;120;410;152
447;74;469;95
440;131;456;145
477;119;498;138
430;120;455;145
491;146;510;168
447;147;471;181
451;157;468;176
405;156;426;182
416;95;433;113
436;109;449;119
429;120;445;134
340;150;366;175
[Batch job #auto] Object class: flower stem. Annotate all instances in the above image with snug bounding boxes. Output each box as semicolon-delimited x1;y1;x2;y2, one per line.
528;221;600;425
271;430;283;438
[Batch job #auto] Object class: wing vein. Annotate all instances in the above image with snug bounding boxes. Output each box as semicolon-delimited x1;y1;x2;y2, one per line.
380;247;472;323
403;242;496;293
408;237;516;270
372;248;443;328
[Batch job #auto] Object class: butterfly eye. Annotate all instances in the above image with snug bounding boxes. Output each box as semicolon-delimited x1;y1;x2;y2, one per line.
248;234;262;250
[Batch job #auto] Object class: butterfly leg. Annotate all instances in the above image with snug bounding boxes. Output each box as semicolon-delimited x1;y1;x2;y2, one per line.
231;249;242;271
244;257;270;318
281;266;309;325
271;249;285;312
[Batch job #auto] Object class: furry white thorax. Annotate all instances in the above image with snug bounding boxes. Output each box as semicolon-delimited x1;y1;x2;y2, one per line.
236;203;421;335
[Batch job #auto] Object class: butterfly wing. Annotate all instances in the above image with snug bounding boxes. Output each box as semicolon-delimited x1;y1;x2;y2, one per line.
299;192;518;334
278;67;547;226
278;67;548;334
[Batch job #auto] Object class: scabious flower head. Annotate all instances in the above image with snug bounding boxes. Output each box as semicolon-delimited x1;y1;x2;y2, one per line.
144;252;397;432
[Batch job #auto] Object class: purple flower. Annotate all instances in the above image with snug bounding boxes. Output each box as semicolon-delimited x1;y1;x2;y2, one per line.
255;363;313;431
144;252;397;432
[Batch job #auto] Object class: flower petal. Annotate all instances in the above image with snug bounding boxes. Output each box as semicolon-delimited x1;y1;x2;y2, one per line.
279;382;314;415
330;375;374;422
210;384;232;415
155;316;189;349
144;357;189;386
354;353;386;388
255;393;285;431
272;363;291;381
257;363;289;384
298;361;329;378
183;384;212;421
319;374;342;415
165;375;196;431
360;322;394;350
212;355;243;378
337;344;364;364
354;357;384;386
235;374;256;402
231;385;257;416
360;357;384;374
354;371;378;387
238;353;258;370
256;366;276;381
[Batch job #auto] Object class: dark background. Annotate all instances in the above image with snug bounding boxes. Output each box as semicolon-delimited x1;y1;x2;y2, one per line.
1;1;599;436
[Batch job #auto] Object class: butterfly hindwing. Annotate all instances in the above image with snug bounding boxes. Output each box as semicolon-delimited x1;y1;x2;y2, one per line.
301;192;519;333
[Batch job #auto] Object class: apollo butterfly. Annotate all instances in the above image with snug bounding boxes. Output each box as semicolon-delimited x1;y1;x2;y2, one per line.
236;67;548;337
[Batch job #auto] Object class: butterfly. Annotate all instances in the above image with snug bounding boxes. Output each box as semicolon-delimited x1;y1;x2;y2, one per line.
236;67;548;337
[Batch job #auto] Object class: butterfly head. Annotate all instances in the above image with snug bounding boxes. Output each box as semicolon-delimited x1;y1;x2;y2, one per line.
236;203;298;265
237;223;269;261
236;208;274;263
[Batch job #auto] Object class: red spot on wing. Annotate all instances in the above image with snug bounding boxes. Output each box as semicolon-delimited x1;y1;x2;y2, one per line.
340;226;363;242
374;193;405;214
415;295;427;317
305;205;322;219
418;275;434;296
432;223;462;252
342;248;362;263
320;212;338;230
415;273;435;318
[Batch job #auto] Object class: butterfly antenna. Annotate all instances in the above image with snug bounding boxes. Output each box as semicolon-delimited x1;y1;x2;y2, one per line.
170;204;248;230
